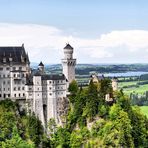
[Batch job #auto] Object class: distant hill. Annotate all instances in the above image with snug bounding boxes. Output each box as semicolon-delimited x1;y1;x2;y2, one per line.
30;63;148;75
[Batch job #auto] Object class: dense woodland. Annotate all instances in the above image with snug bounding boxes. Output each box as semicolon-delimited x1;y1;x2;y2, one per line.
0;79;148;147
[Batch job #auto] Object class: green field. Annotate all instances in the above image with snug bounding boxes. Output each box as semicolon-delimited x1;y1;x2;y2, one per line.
118;81;137;88
118;81;148;95
140;106;148;118
124;84;148;94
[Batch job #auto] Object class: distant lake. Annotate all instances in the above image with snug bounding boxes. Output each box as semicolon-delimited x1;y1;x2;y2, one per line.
104;71;148;77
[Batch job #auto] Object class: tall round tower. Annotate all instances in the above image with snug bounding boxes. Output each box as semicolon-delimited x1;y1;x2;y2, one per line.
62;44;76;83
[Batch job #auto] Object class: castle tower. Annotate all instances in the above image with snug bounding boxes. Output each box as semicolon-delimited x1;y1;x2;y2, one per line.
112;77;118;91
62;44;76;83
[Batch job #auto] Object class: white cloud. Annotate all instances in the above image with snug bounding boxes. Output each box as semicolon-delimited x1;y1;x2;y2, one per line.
99;30;148;52
0;23;148;63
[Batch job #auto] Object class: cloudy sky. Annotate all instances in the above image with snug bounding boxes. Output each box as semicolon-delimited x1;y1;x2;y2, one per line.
0;0;148;64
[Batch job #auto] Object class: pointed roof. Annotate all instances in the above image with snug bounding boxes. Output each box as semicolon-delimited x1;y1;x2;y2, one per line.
38;61;44;66
64;43;73;50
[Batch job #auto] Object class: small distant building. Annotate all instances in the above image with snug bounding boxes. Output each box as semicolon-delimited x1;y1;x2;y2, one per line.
91;74;104;84
112;77;118;91
105;93;114;102
90;74;118;102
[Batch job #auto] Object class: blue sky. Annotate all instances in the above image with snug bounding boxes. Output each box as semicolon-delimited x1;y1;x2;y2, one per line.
0;0;148;63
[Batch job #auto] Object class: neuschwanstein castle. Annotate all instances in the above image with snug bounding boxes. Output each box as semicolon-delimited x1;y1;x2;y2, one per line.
0;43;76;127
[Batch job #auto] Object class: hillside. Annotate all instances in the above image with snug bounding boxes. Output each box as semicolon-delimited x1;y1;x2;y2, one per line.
49;80;148;148
0;79;148;147
0;100;48;148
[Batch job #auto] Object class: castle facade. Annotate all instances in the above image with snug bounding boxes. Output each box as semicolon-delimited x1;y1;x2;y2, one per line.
0;43;76;127
0;44;30;108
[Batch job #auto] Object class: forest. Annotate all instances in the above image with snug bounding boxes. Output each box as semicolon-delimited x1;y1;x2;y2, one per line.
0;78;147;147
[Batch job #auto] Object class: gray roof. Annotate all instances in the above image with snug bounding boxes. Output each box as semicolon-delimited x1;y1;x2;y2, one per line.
38;61;44;66
98;74;105;80
64;43;73;49
0;45;29;64
26;73;66;85
42;74;66;80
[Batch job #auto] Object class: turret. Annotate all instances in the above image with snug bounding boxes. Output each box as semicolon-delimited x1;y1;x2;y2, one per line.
38;61;45;74
63;43;74;59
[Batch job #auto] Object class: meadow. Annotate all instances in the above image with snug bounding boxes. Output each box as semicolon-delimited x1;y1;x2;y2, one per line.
140;106;148;118
118;80;148;95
